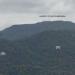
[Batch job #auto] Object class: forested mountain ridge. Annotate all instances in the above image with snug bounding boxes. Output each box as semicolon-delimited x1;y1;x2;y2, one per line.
0;30;75;75
0;21;75;40
0;21;75;75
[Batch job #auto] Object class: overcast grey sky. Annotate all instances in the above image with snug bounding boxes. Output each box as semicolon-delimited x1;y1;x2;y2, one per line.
0;0;75;30
0;0;74;14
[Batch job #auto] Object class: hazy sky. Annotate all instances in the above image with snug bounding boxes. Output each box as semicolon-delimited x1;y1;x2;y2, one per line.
0;0;75;30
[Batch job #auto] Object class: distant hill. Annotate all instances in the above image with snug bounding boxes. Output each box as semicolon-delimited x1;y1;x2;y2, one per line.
14;30;75;75
0;21;75;75
0;21;75;40
0;30;75;75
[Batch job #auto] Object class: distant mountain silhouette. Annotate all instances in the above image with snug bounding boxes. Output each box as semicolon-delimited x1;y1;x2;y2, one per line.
0;21;75;40
0;21;75;74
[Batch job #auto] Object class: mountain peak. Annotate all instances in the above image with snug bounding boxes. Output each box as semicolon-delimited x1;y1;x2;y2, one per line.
0;21;75;40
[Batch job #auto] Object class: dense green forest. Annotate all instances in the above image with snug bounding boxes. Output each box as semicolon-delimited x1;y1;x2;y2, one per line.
0;21;75;75
0;30;75;75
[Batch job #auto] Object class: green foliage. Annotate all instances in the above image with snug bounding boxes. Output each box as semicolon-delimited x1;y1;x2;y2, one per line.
0;30;75;74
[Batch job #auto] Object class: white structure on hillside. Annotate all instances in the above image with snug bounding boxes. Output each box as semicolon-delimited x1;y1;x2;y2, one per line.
56;46;61;50
0;51;6;56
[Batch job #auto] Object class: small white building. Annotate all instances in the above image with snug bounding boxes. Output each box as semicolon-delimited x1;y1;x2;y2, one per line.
0;52;6;56
56;46;61;50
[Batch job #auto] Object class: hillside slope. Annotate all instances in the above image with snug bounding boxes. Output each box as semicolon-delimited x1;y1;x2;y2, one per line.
0;21;75;40
0;30;75;75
